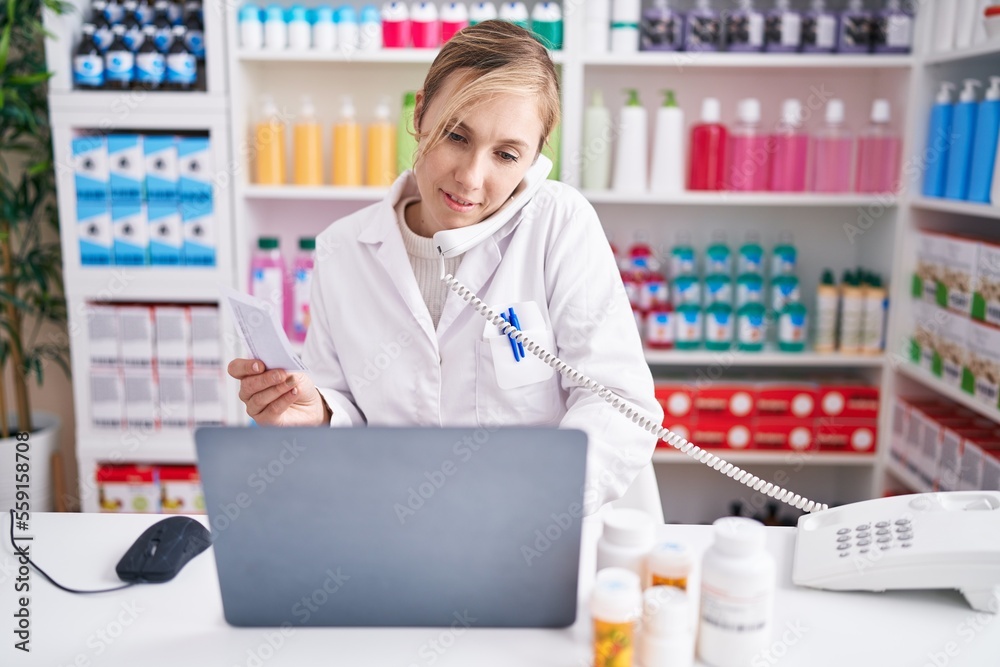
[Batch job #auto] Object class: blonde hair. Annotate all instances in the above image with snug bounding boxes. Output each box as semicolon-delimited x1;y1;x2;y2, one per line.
413;20;560;165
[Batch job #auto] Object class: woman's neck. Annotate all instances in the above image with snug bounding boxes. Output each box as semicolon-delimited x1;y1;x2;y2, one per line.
403;200;435;239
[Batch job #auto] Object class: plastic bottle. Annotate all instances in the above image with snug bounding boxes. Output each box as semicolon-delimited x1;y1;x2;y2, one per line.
813;99;853;193
764;0;802;53
613;89;649;194
591;568;643;667
641;270;669;311
263;3;288;51
675;303;703;350
737;232;764;275
771;274;800;315
411;1;441;48
313;5;337;50
872;0;912;54
932;0;957;53
647;542;693;589
737;301;767;351
166;0;184;25
585;0;610;54
727;98;770;192
104;25;135;90
255;95;287;185
290;237;316;342
239;3;264;50
968;77;1000;203
611;0;641;53
837;0;872;54
705;232;732;275
801;0;838;53
293;96;323;186
367;97;397;186
736;272;764;306
596;508;655;583
337;5;360;51
74;24;106;90
650;90;686;195
531;2;563;50
165;25;196;90
861;273;887;354
705;273;733;305
183;0;204;59
771;232;797;276
469;1;497;26
777;301;807;352
499;1;529;29
646;305;676;350
582;90;613;191
688;97;728;191
642;0;685;52
93;5;115;52
814;269;839;353
136;0;156;24
382;1;411;47
954;0;978;50
855;99;901;194
122;2;145;51
640;587;695;667
923;82;956;198
333;96;363;186
287;5;311;50
250;237;290;332
945;79;982;200
770;99;810;192
135;25;166;88
838;270;864;353
705;302;734;351
673;275;701;306
106;0;126;23
685;0;721;52
152;1;174;51
725;0;764;52
670;232;697;278
440;2;469;43
359;5;383;51
397;91;418;174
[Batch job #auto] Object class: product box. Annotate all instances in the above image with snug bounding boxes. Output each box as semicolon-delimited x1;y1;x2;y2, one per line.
95;464;158;513
937;427;995;492
155;306;190;367
157;368;192;428
913;415;971;487
190;306;221;367
816;384;879;419
118;306;155;366
756;383;818;419
86;304;120;365
111;200;149;266
982;450;1000;492
973;239;1000;327
158;465;204;514
959;439;1000;491
180;198;215;266
889;396;911;466
964;319;1000;408
72;135;110;200
144;135;179;202
192;369;225;425
936;308;969;388
909;300;939;372
148;201;183;266
814;419;878;453
911;229;943;304
177;136;213;201
694;386;756;419
935;234;979;316
89;367;124;429
123;367;158;429
107;134;145;201
655;384;695;420
77;199;113;265
691;419;753;450
753;418;816;452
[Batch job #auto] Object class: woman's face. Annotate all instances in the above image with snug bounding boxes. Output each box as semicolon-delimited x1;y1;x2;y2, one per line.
412;73;544;236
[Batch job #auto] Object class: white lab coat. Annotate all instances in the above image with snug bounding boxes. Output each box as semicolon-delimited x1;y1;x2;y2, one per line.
302;170;663;511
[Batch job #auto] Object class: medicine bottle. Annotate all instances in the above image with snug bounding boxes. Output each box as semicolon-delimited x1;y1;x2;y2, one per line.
638;586;694;667
596;509;654;584
590;567;642;667
647;541;693;590
697;517;776;667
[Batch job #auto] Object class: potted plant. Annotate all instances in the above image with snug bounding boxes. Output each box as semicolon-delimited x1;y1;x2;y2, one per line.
1;0;72;512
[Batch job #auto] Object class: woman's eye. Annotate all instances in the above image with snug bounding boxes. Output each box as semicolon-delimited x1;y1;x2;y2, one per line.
497;151;518;163
448;132;465;143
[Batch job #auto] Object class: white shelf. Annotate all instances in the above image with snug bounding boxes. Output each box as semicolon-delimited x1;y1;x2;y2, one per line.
645;349;884;368
910;196;1000;220
585;191;898;207
78;431;197;465
885;458;932;494
66;267;227;302
237;49;565;64
48;91;229;116
652;449;875;466
582;53;913;69
924;40;1000;66
244;185;388;201
897;364;1000;426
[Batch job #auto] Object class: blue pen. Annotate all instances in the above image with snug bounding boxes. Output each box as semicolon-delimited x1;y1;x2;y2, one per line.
499;312;521;362
508;307;526;359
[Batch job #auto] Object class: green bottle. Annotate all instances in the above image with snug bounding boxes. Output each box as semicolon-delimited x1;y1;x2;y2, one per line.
738;232;764;275
705;273;733;305
706;231;732;275
675;303;702;350
705;302;734;351
396;91;418;175
778;301;808;352
736;272;764;307
771;232;797;276
737;302;767;352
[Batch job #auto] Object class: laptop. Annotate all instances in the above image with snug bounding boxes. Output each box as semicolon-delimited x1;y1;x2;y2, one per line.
194;426;588;628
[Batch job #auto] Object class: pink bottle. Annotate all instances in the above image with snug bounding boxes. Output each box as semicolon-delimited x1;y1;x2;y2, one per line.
855;99;901;194
688;97;729;191
249;237;291;335
440;2;469;42
727;98;771;191
381;1;410;48
410;1;440;48
770;98;810;192
290;237;316;343
813;98;854;193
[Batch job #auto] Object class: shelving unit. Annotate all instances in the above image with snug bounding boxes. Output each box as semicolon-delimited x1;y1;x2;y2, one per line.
910;196;1000;220
896;364;1000;425
645;350;883;368
652;449;875;466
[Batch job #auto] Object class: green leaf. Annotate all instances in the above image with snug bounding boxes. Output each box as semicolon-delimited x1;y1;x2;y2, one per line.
0;19;11;74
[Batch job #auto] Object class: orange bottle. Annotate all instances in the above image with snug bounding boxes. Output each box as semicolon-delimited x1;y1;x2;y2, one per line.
332;95;362;187
366;97;397;186
255;95;286;185
293;96;323;185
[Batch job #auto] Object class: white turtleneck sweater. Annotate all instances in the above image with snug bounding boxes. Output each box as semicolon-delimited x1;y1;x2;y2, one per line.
395;196;463;328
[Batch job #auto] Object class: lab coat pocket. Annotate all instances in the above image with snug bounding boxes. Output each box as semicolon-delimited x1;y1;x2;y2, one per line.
476;328;561;426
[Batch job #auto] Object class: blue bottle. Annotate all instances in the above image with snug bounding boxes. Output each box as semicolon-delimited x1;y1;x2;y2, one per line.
73;24;106;89
968;77;1000;203
922;81;955;198
945;79;982;201
135;24;166;88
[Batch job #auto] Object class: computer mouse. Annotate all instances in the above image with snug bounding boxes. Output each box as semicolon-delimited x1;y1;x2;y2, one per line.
116;516;212;583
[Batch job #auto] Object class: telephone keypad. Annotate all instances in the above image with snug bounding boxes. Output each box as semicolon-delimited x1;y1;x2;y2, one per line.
856;524;871;531
832;518;915;555
837;528;850;535
837;535;851;542
875;521;890;528
837;543;851;550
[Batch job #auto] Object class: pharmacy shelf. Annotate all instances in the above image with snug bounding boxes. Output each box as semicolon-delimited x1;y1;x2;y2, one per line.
897;363;1000;426
910;196;1000;220
581;53;913;69
77;431;197;465
48;91;229;116
244;185;389;201
924;40;1000;66
585;191;898;207
885;457;933;494
65;267;227;302
236;48;566;64
652;449;876;466
644;349;884;368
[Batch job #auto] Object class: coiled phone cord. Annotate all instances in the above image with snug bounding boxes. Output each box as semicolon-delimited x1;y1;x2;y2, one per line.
442;271;829;514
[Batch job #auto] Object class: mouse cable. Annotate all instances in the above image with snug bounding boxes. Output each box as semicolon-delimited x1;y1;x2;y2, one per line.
8;510;136;594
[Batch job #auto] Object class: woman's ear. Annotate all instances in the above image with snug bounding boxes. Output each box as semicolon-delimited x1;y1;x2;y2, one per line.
413;90;425;133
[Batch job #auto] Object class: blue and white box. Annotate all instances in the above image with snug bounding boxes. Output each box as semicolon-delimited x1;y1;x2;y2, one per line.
148;201;183;266
72;136;110;200
77;199;113;265
181;198;215;266
178;137;213;201
112;200;149;266
108;134;145;201
144;136;179;202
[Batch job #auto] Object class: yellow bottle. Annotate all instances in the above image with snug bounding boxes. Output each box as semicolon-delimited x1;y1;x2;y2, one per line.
590;568;641;667
366;97;397;187
332;95;362;187
293;96;323;186
255;95;286;185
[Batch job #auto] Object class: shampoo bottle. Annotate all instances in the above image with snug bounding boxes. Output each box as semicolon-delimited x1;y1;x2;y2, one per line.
367;97;397;187
855;99;901;194
688;97;728;191
333;95;362;187
684;0;721;52
239;3;264;50
944;79;981;200
725;0;765;52
582;90;613;191
499;1;529;30
837;0;872;54
263;3;287;51
968;77;1000;203
613;89;649;194
293;96;323;186
411;1;441;48
650;90;686;195
642;0;685;51
922;82;956;198
611;0;642;53
359;4;383;51
585;0;610;54
728;98;770;192
382;1;411;48
872;0;913;54
764;0;802;53
531;2;563;50
801;0;838;53
313;5;337;50
813;99;853;193
814;269;839;353
255;95;287;185
290;237;316;342
337;4;359;51
770;98;810;192
287;5;311;50
440;2;469;43
469;1;498;26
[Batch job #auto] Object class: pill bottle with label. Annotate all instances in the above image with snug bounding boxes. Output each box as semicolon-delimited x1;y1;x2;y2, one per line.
639;586;695;667
647;541;693;590
596;508;655;584
590;567;642;667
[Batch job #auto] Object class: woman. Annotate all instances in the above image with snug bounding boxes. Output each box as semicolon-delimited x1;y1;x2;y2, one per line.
228;21;663;514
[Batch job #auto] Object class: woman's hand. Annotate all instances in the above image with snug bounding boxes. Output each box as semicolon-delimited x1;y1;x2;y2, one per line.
228;359;329;426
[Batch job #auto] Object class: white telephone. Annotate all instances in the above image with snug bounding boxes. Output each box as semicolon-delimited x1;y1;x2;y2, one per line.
792;491;1000;613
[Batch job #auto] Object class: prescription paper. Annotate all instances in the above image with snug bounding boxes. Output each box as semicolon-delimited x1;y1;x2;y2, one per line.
219;284;307;372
